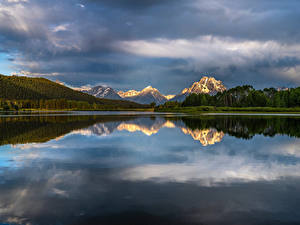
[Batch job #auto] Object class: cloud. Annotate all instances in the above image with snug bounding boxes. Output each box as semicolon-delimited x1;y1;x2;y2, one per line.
118;36;290;60
52;24;69;33
118;36;300;87
76;3;85;8
5;0;28;3
1;0;300;91
87;0;177;10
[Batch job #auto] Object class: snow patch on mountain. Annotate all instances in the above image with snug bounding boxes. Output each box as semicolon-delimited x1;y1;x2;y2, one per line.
82;86;122;100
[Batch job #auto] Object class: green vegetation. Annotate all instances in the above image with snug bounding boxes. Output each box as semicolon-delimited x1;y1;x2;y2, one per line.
156;85;300;113
157;106;300;113
0;99;150;111
0;74;146;110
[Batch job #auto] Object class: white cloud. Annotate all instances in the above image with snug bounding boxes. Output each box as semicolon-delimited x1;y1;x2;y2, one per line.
5;0;28;3
118;36;300;62
11;71;61;76
52;24;69;33
118;36;300;81
76;3;85;8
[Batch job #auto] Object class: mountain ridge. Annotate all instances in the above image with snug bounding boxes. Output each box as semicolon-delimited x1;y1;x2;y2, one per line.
119;86;168;105
0;74;144;108
83;86;122;100
79;76;227;104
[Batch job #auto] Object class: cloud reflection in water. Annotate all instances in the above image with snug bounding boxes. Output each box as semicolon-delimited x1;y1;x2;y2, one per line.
0;114;300;224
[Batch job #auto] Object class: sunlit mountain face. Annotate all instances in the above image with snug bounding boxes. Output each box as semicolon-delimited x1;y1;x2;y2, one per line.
80;77;227;104
1;113;300;225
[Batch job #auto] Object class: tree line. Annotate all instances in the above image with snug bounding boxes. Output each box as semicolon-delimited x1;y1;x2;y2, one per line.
0;99;136;111
180;85;300;108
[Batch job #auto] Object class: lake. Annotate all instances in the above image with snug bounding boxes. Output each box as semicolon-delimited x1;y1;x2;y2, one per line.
0;112;300;225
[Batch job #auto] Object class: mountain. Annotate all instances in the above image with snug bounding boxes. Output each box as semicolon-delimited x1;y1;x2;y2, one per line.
79;84;168;105
77;76;226;105
171;76;226;102
118;90;140;98
82;86;122;100
165;95;176;100
0;74;143;108
118;86;168;105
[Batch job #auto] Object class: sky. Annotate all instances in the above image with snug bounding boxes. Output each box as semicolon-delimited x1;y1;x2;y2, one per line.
1;0;300;94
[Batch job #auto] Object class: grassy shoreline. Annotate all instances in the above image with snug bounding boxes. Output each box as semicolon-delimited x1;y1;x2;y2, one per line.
2;106;300;115
0;108;155;113
155;106;300;114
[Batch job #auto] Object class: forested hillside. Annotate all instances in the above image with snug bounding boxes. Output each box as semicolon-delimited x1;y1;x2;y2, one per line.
0;74;145;110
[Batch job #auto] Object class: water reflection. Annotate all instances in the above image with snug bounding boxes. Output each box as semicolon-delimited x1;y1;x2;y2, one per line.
181;128;224;146
0;114;300;225
73;117;224;146
2;114;300;147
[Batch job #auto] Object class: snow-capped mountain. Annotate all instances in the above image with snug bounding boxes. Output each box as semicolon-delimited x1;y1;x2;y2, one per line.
170;76;226;102
80;76;226;104
82;86;122;100
165;95;176;100
119;86;168;105
118;90;140;98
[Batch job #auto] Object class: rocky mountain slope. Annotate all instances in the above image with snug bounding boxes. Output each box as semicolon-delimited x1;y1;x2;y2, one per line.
80;76;226;104
118;90;140;98
82;86;122;100
170;76;226;102
119;86;167;105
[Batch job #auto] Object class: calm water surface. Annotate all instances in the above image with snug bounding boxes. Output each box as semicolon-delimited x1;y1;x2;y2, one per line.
0;112;300;225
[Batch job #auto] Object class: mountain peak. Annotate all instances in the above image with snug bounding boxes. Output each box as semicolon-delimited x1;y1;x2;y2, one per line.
165;95;176;100
81;76;226;104
118;86;167;105
181;76;226;95
118;90;140;98
82;85;122;100
169;76;226;102
141;85;159;93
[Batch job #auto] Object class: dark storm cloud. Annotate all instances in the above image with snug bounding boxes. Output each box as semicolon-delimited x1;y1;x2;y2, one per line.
87;0;178;10
1;0;300;92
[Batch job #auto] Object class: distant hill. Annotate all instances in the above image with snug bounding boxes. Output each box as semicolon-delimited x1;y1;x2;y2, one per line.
82;85;122;100
0;75;143;108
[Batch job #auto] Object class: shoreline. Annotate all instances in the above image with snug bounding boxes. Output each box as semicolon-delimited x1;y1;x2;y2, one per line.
155;106;300;114
2;108;300;116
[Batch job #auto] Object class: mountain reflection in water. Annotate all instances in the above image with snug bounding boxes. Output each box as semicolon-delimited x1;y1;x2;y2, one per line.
2;114;300;148
72;117;224;146
1;113;300;225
